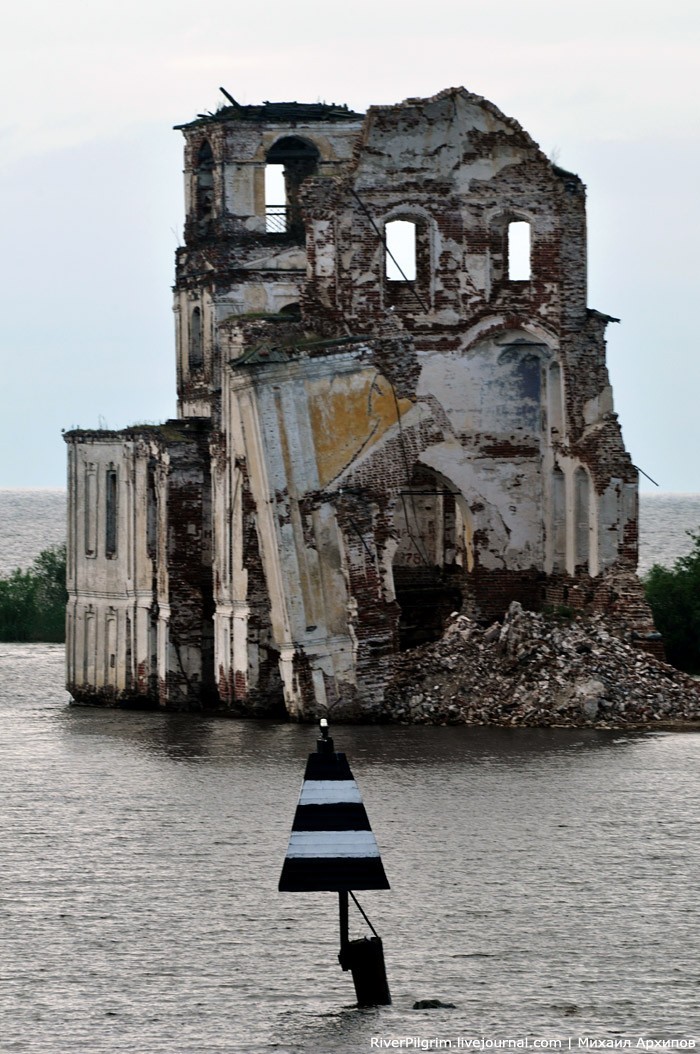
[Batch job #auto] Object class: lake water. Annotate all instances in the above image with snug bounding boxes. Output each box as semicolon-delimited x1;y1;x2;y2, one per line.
1;492;700;1050
0;489;67;576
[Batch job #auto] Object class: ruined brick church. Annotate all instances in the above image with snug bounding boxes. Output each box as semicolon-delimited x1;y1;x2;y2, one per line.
65;87;645;719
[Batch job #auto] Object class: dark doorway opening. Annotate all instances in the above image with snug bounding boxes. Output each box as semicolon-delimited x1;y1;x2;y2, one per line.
391;466;468;651
394;567;463;651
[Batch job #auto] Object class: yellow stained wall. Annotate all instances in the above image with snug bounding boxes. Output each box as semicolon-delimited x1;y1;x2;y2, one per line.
307;369;412;488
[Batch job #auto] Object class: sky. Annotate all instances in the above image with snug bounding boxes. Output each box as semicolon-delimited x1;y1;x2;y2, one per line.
1;0;698;492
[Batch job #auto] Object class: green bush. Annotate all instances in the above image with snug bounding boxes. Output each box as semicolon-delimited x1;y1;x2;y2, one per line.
644;530;700;673
0;544;67;642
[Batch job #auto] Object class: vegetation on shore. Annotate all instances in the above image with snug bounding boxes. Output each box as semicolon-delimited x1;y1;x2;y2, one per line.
644;530;700;674
0;545;67;642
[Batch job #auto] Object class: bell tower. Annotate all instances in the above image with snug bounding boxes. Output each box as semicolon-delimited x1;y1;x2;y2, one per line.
172;98;364;422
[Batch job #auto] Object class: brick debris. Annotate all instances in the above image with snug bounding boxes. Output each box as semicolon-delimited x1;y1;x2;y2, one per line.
382;602;700;728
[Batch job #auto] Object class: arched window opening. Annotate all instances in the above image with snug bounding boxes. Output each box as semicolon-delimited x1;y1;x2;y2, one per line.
189;306;203;369
385;219;417;281
195;140;214;236
551;466;566;572
508;220;531;280
265;137;320;239
575;467;590;569
279;302;301;319
84;463;97;558
548;361;563;434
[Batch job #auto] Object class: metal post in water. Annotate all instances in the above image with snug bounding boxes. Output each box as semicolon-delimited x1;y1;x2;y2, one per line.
337;890;391;1007
339;889;349;955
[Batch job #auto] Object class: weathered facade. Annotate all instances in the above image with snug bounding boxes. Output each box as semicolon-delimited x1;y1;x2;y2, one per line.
65;87;650;719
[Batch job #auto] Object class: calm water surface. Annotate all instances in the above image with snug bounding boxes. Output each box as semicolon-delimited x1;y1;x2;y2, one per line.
1;644;699;1052
2;493;700;1049
637;493;700;575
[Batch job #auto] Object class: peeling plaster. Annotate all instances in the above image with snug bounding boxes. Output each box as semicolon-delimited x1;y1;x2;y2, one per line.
65;88;642;719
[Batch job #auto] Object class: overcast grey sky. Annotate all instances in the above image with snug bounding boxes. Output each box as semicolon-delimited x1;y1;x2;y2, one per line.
1;0;698;491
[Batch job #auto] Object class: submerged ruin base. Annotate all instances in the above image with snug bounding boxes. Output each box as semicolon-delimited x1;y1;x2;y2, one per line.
67;596;700;730
65;88;655;722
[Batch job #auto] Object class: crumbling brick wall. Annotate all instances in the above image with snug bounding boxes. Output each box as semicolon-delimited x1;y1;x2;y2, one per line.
66;89;647;719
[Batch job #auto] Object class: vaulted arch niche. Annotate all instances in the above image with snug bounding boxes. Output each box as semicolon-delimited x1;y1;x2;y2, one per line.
391;465;473;650
490;344;543;433
189;306;203;369
426;331;552;439
575;466;591;570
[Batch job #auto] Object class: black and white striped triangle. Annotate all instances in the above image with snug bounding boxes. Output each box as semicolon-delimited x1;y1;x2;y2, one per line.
279;750;390;892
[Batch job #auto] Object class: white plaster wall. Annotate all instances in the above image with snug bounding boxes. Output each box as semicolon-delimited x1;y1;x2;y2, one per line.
224;163;256;219
66;437;157;698
225;360;361;715
212;277;304;327
180;399;211;418
417;331;553;439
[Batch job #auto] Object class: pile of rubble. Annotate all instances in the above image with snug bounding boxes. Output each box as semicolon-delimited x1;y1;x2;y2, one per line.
382;602;700;728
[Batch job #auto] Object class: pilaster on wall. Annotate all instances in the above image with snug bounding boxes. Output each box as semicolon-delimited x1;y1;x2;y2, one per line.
226;361;360;718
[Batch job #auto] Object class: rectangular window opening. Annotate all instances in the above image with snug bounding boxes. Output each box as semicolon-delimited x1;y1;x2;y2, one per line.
385;220;417;282
105;468;118;559
84;466;97;557
508;221;531;281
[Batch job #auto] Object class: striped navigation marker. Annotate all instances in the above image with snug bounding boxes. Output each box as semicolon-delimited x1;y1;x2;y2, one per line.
279;720;392;1007
279;721;390;893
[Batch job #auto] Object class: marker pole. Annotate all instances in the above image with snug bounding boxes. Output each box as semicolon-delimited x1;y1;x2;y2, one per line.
339;890;349;957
